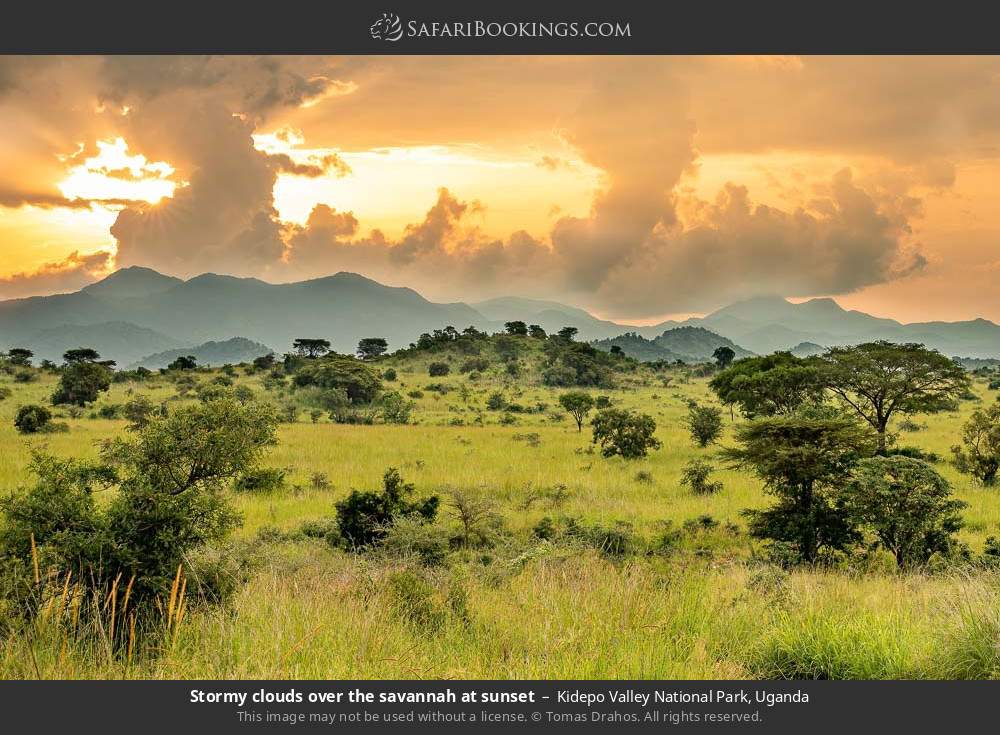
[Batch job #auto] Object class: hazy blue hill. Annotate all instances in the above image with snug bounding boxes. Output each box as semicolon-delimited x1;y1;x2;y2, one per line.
17;321;184;366
591;333;686;362
594;326;752;363
653;326;754;362
128;337;274;370
2;269;998;361
789;341;827;357
81;266;183;301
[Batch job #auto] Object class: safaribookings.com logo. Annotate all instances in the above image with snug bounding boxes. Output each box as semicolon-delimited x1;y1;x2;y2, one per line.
369;13;631;42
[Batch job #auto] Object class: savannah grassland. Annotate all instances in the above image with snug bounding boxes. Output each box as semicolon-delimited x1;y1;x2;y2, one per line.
1;348;1000;680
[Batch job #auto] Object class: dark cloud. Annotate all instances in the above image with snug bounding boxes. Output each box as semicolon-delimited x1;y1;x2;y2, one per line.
0;250;112;299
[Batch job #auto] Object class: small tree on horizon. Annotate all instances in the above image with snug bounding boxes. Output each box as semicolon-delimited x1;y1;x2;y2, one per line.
556;326;579;341
62;347;100;364
167;355;197;371
6;348;33;367
293;338;332;359
357;337;389;361
528;324;547;339
504;321;528;336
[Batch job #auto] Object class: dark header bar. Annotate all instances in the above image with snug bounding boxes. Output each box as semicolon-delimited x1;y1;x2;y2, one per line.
2;1;1000;54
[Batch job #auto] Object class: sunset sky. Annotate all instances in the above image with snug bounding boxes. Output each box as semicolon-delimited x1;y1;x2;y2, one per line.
1;55;998;323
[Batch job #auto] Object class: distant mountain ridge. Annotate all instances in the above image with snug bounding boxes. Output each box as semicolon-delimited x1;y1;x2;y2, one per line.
1;268;998;364
128;337;275;370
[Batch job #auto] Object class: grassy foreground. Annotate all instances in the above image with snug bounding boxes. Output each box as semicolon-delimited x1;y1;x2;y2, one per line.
1;365;999;679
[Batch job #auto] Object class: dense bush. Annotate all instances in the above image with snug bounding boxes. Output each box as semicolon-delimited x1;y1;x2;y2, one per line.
51;362;112;406
842;456;966;568
0;399;278;638
232;467;286;494
459;357;490;374
379;391;415;424
951;403;1000;486
680;459;723;494
685;403;724;447
428;361;450;377
591;408;662;459
14;404;52;434
334;468;439;549
293;355;382;403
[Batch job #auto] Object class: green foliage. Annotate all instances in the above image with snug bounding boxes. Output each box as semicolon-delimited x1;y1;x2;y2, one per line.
14;404;52;434
293;355;382;403
62;348;100;364
51;361;112;406
232;467;286;494
334;468;439;549
558;391;595;431
486;391;507;411
356;337;389;361
0;399;278;631
504;321;528;336
122;395;156;429
713;346;736;369
292;338;331;358
724;415;875;563
167;355;197;371
951;403;1000;486
684;403;724;447
0;386;11;401
591;408;662;459
820;342;971;453
542;340;615;388
446;489;504;548
383;368;397;381
380;517;450;566
680;459;723;494
841;456;966;569
459;357;490;373
710;352;825;419
428;361;450;377
379;391;415;425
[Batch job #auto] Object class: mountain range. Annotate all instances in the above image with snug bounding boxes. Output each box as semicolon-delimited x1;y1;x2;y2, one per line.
1;267;998;365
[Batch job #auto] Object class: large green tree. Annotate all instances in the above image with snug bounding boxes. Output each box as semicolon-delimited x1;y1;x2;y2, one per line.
842;456;966;569
723;413;875;563
51;361;112;406
356;337;389;361
709;352;824;419
820;342;970;453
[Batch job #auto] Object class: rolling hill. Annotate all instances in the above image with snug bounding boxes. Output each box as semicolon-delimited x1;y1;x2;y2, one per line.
128;337;275;370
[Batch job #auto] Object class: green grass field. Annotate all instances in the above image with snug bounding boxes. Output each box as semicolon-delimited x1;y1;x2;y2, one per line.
2;361;999;680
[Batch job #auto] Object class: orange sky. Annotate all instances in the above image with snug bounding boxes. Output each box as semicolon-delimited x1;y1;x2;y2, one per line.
1;56;998;323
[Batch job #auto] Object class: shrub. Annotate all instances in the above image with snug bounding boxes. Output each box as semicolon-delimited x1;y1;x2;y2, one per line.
951;403;1000;486
591;408;662;459
379;391;415;424
428;361;450;377
385;569;468;632
0;386;11;401
459;357;490;374
13;370;36;383
595;395;612;409
122;395;156;429
486;391;507;411
842;456;966;569
14;404;51;434
232;467;286;494
51;361;112;406
446;489;504;548
685;403;724;447
97;403;121;419
335;468;439;549
383;368;397;381
380;517;450;566
293;355;382;403
0;399;278;636
680;459;723;494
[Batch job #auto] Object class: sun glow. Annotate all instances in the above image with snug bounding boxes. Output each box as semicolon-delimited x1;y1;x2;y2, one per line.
58;137;178;205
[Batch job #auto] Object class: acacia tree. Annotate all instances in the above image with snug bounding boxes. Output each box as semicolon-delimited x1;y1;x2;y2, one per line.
713;346;735;370
6;348;33;366
710;352;824;419
293;338;331;358
951;403;1000;486
528;324;547;339
356;337;389;361
842;456;966;569
556;326;579;341
504;321;528;336
723;415;875;563
62;347;101;364
558;391;595;431
820;342;970;453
